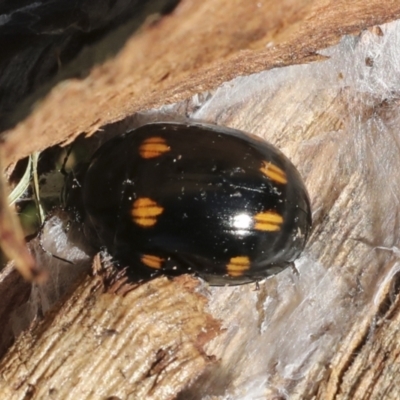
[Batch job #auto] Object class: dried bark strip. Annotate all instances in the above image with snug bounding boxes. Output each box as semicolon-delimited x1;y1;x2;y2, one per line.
3;0;400;166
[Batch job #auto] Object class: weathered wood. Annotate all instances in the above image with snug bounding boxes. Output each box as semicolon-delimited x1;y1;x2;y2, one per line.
0;1;180;128
0;263;31;358
2;0;400;165
2;0;400;399
316;269;400;400
0;258;220;399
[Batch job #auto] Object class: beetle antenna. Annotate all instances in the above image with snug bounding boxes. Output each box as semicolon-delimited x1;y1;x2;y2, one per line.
60;145;74;176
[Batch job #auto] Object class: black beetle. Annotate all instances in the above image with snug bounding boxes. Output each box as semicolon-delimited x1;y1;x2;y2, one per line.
66;122;312;285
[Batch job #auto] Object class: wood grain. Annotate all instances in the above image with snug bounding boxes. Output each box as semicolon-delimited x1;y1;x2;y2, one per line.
0;258;220;399
2;0;400;399
2;0;400;166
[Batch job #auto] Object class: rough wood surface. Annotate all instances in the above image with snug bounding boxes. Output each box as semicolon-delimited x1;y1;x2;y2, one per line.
2;0;400;166
2;0;400;399
316;270;400;400
0;258;220;399
0;0;179;128
0;263;31;358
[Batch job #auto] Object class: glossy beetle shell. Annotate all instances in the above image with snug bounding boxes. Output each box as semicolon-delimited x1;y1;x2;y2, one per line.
80;122;312;285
